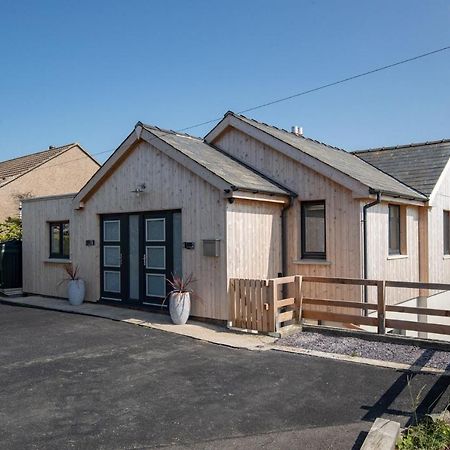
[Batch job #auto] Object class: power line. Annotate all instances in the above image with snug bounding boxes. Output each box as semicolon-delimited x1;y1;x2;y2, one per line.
178;44;450;131
13;43;450;173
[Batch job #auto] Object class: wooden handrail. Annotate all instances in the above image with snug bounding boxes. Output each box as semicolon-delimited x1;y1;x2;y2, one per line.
302;276;450;291
302;276;379;286
272;276;297;286
385;280;450;290
303;297;378;310
387;304;450;317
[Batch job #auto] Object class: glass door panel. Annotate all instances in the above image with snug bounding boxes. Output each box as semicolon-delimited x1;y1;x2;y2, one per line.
100;216;127;301
142;212;173;306
128;214;140;301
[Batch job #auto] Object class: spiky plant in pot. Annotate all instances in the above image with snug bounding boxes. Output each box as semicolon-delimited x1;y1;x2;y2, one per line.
165;273;196;325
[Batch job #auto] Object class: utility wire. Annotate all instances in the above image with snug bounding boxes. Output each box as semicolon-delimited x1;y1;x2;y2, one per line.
178;44;450;131
11;43;450;173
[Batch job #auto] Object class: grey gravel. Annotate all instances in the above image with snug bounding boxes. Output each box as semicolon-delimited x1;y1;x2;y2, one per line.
278;331;450;370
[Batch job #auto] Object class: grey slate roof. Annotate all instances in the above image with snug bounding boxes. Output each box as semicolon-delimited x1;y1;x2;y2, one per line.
0;144;77;187
140;123;291;196
226;112;427;201
353;139;450;197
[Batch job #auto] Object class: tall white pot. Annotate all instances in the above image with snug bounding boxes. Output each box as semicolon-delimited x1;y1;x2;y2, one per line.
169;292;191;325
68;279;85;306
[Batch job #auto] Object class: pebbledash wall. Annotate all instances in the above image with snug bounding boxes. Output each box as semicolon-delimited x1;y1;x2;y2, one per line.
0;146;99;222
22;139;282;321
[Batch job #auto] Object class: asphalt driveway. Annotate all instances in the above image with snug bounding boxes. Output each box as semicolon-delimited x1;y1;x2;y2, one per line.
0;304;449;449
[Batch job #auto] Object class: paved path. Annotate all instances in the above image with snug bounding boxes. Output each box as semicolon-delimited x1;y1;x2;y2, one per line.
2;295;275;350
1;304;449;449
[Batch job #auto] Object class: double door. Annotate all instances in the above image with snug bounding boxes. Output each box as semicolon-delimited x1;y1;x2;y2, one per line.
100;210;181;306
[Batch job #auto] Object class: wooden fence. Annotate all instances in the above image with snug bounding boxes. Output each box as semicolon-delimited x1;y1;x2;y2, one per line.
303;277;450;337
229;275;450;337
228;276;302;333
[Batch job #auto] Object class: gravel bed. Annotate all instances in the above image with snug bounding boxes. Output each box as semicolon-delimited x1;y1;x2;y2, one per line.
277;331;450;370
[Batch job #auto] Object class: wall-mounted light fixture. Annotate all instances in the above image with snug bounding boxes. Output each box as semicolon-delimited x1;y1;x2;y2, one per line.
131;183;146;197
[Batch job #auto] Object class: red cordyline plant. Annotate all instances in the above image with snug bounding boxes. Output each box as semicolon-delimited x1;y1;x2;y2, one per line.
166;273;196;294
58;264;80;286
162;273;201;307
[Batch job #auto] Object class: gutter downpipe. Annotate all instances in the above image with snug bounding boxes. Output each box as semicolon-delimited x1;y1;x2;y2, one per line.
281;194;296;296
363;191;381;304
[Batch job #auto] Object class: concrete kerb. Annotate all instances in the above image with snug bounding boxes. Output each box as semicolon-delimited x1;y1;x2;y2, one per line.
361;418;401;450
273;345;450;376
2;295;450;375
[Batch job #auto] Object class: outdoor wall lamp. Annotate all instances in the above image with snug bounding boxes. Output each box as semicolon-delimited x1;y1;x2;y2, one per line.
131;183;146;197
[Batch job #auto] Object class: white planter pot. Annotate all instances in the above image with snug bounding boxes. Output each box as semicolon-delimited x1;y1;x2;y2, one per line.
68;279;85;306
169;292;191;325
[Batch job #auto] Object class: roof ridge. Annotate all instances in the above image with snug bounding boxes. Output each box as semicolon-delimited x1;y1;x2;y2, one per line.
139;122;202;142
226;111;347;152
0;143;76;166
353;138;450;154
224;111;426;201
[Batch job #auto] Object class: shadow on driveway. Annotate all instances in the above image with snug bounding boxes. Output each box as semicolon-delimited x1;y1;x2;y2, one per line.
1;304;449;449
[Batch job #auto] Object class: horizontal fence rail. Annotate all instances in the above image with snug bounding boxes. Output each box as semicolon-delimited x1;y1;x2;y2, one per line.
302;276;450;338
229;275;450;338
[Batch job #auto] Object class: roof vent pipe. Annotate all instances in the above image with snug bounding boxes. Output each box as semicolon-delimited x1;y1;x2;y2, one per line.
291;126;303;136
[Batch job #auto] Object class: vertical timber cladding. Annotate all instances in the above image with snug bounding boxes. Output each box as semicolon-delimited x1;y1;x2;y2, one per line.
215;127;363;311
74;140;229;320
22;194;74;299
226;199;283;281
364;202;420;305
428;168;450;286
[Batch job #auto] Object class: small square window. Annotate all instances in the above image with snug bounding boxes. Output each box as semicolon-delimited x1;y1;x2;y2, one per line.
49;222;70;259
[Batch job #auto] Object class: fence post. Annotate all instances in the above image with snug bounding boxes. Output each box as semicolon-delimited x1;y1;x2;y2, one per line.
295;275;303;324
268;279;278;332
228;279;235;328
377;280;386;334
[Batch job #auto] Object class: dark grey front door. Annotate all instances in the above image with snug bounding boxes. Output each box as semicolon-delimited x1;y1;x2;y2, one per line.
100;211;181;306
142;211;175;306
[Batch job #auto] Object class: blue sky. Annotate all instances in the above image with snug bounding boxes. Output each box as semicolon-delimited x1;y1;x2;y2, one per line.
1;0;449;163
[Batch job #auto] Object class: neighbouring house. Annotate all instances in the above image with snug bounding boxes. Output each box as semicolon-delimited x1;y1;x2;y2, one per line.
0;144;100;222
21;112;450;323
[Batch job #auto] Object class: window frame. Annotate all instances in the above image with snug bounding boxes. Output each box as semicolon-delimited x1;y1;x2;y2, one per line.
49;221;70;259
301;200;326;260
388;204;407;256
444;210;450;256
388;205;401;255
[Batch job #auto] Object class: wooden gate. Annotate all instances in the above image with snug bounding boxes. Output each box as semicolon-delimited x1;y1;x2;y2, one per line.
228;276;302;333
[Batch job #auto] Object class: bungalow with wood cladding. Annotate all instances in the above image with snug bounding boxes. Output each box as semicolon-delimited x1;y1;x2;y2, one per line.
22;112;450;323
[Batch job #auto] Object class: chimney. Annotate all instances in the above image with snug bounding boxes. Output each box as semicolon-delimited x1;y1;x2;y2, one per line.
291;126;303;136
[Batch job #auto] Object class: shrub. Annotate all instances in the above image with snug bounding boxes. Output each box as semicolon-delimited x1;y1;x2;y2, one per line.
397;416;450;450
0;217;22;242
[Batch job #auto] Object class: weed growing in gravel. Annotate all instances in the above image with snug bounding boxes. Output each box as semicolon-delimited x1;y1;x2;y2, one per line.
397;416;450;450
397;377;450;450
